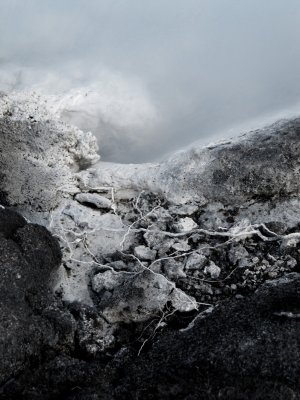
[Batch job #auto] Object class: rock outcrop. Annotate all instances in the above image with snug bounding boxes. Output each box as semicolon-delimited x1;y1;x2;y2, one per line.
1;91;300;399
78;118;300;205
0;92;99;211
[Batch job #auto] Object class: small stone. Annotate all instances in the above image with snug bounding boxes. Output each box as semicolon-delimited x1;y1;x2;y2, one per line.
171;241;191;252
286;257;297;269
92;270;129;293
204;261;221;279
194;282;213;295
190;233;202;243
282;237;300;249
109;260;128;271
134;245;157;261
144;231;174;251
75;193;112;209
268;271;278;279
163;260;186;279
228;244;249;265
185;253;207;271
169;204;198;216
230;284;237;291
174;217;197;233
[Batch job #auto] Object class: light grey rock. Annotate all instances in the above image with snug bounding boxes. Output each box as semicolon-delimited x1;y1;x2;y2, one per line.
144;230;174;253
0;92;99;211
109;260;128;271
75;193;112;209
163;260;186;279
228;244;251;268
92;270;132;292
169;204;199;216
174;217;197;233
98;270;196;323
204;262;221;279
134;245;157;261
171;241;191;252
194;282;213;295
185;253;207;271
286;256;297;269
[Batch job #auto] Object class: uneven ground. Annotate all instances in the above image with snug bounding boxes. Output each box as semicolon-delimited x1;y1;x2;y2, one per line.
0;92;300;399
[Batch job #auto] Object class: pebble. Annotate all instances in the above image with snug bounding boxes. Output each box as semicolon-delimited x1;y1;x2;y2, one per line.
286;257;297;269
172;241;191;252
194;282;213;295
134;245;157;261
174;217;197;233
92;270;128;292
268;271;278;278
169;204;198;216
204;262;221;279
75;193;112;209
185;253;207;271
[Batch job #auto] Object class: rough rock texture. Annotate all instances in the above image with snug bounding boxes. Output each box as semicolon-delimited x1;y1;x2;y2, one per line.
93;269;197;323
0;208;66;391
81;118;300;205
3;266;300;399
110;273;300;400
0;92;99;210
1;92;300;399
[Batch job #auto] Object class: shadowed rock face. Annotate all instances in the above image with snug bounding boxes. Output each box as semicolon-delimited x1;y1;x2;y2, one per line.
0;209;67;391
112;273;300;400
3;268;300;399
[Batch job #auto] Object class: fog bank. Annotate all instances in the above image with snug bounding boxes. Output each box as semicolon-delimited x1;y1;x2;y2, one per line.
1;0;300;162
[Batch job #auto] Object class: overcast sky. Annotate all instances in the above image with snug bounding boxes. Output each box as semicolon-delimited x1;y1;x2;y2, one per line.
1;0;300;162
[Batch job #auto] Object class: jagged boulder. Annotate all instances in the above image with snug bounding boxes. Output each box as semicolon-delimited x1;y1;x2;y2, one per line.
0;208;73;391
0;92;99;211
92;269;197;323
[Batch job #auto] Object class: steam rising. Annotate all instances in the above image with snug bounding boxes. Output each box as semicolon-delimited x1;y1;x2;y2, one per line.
1;0;300;162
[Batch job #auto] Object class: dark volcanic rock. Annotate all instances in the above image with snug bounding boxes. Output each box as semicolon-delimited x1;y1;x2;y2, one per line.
4;269;300;399
111;273;300;400
0;208;65;396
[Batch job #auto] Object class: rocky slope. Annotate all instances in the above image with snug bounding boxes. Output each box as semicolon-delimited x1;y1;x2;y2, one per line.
1;91;300;399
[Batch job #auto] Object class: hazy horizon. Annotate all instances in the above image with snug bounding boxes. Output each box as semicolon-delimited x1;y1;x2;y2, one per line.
1;0;300;162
